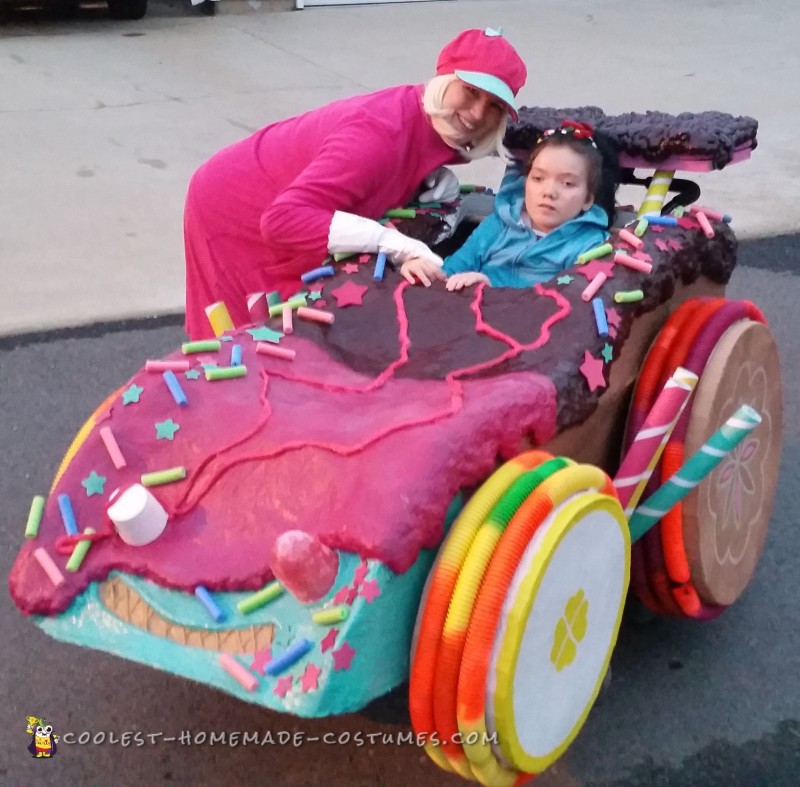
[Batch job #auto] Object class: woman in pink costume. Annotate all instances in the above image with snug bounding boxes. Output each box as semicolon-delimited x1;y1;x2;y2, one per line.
183;28;527;339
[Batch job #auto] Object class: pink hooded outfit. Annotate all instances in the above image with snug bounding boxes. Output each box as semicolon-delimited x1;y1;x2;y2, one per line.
183;85;461;339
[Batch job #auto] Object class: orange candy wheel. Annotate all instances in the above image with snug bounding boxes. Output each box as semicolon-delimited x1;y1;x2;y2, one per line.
410;455;630;783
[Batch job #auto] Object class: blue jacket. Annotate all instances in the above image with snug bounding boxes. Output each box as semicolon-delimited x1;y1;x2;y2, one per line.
443;164;609;287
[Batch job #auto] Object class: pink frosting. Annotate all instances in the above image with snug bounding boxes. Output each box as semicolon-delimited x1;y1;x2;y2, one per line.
9;282;561;616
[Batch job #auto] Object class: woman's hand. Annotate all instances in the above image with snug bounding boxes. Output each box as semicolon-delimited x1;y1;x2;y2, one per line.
400;257;447;287
445;272;491;291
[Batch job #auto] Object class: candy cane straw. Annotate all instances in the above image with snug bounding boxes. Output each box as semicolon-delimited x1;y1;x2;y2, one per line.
637;169;675;218
628;404;762;542
614;367;698;517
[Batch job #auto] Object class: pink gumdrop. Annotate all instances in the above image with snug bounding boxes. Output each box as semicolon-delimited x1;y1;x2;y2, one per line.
270;530;340;604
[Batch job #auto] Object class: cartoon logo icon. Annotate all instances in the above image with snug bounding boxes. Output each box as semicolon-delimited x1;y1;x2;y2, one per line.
26;716;59;758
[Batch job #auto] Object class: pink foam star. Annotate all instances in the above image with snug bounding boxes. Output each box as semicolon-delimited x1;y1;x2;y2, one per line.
580;350;607;392
609;326;618;340
319;629;339;653
314;298;327;308
332;586;350;605
359;578;381;603
605;307;622;329
320;628;339;653
331;280;368;308
300;662;322;693
250;647;272;676
655;239;670;252
358;254;371;264
649;224;665;233
576;259;615;281
308;282;325;293
346;587;358;605
342;263;360;274
677;216;699;230
332;642;356;671
274;675;293;698
615;240;635;253
353;562;369;586
667;239;683;251
632;250;653;262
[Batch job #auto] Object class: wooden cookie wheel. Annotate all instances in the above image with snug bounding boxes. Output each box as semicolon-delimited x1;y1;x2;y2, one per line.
624;298;782;617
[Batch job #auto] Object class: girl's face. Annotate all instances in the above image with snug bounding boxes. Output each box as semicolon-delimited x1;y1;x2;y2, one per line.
524;144;594;233
438;79;505;147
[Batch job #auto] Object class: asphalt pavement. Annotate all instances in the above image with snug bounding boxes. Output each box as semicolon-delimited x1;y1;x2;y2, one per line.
2;235;798;786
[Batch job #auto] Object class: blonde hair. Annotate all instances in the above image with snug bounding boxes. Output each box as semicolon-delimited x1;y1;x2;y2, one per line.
423;74;511;163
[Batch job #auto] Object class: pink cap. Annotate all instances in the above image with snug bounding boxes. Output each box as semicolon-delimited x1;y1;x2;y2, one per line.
436;28;527;121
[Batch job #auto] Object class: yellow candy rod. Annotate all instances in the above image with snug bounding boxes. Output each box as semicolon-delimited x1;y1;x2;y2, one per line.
141;466;187;487
205;365;247;381
577;242;613;265
66;528;96;572
204;301;235;338
312;606;349;625
637;169;675;218
25;495;45;539
237;581;284;614
182;340;222;354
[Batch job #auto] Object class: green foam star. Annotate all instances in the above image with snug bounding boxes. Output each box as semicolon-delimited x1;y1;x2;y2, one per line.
81;470;107;496
556;275;574;285
155;418;181;441
184;369;202;380
307;291;323;302
601;343;614;363
122;383;144;405
247;326;284;344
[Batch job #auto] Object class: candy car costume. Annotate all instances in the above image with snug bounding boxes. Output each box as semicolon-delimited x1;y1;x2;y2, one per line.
9;107;782;784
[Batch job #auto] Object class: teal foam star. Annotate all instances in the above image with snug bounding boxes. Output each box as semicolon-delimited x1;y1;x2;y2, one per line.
247;326;284;344
184;369;201;380
307;291;323;302
81;471;107;496
601;343;614;363
155;418;181;441
122;383;144;405
556;275;574;285
219;336;233;342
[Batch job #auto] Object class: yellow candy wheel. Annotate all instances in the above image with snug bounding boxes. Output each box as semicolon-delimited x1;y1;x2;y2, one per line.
490;493;630;773
457;464;615;784
432;457;570;778
409;450;552;774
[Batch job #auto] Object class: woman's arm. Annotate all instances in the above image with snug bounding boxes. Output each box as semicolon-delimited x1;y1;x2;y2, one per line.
258;118;398;263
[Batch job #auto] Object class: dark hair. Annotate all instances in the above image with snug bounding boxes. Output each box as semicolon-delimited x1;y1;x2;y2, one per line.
524;131;619;226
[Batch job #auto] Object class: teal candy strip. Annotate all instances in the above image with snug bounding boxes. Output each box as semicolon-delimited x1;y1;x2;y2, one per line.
629;404;761;542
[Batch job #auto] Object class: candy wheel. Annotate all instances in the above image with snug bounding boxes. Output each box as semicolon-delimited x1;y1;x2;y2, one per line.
680;318;782;606
431;457;570;778
488;491;629;774
457;464;620;784
409;450;553;774
623;298;724;616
